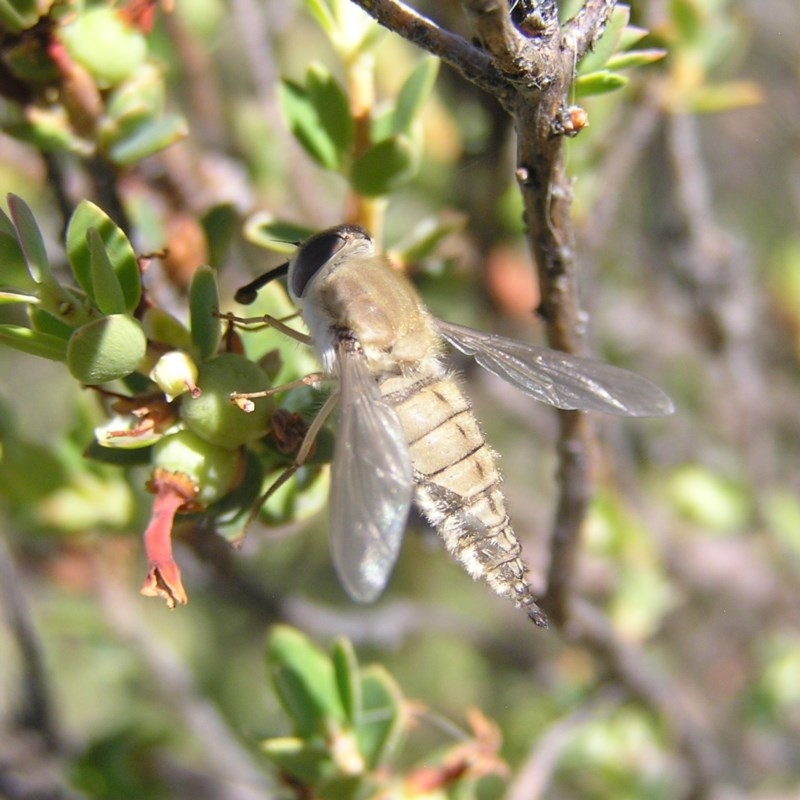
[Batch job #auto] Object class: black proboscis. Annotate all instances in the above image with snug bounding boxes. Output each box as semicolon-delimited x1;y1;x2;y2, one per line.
234;261;289;305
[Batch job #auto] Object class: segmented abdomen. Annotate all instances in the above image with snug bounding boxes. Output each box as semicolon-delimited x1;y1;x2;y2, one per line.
379;367;547;626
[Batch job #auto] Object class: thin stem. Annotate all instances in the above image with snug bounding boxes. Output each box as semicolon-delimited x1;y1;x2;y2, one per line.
0;534;60;750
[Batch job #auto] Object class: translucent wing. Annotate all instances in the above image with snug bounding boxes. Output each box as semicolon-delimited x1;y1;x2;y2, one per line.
329;344;414;603
437;319;674;417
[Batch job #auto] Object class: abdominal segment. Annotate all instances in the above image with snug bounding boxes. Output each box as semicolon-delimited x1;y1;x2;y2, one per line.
380;370;548;626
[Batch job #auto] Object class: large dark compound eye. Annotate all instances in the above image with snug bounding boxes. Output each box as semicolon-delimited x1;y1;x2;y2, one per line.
290;225;371;297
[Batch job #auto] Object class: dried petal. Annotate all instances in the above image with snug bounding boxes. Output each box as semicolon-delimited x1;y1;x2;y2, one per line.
404;709;507;793
139;468;197;607
271;408;309;455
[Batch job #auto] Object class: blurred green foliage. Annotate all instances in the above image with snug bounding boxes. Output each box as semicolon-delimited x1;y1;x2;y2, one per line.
0;0;798;798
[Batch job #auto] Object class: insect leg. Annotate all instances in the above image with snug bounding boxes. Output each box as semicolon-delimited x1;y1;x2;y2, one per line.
216;310;313;345
245;391;339;528
230;372;330;411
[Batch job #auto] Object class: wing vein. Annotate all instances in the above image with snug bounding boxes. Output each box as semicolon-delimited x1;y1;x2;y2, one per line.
437;319;674;417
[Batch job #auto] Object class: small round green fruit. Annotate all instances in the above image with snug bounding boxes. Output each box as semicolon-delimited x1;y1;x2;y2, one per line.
152;430;240;505
179;353;272;449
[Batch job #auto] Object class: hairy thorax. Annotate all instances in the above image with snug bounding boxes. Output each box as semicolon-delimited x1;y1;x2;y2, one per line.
310;257;441;376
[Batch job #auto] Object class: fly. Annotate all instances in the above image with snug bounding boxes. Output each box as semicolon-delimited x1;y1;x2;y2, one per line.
229;225;673;626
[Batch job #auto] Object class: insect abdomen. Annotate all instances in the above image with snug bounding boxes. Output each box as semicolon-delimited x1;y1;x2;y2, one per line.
380;370;548;626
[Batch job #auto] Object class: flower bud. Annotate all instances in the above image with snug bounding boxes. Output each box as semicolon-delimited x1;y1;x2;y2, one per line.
150;350;200;401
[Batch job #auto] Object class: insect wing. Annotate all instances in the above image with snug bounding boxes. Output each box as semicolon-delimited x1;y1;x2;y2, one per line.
329;346;414;603
437;320;674;417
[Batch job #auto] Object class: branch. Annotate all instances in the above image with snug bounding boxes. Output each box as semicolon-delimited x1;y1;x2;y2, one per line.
0;535;83;800
562;0;617;60
541;412;592;623
459;0;528;74
350;0;513;102
0;535;59;750
42;153;75;236
85;155;131;233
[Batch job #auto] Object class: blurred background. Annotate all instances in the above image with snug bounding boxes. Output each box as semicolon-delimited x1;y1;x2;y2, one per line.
0;0;799;798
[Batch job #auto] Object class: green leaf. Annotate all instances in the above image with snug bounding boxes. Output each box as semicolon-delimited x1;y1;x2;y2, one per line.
105;63;166;127
257;463;330;529
260;737;335;783
4;117;89;155
189;265;221;360
0;290;37;304
201;203;238;269
388;214;467;264
669;0;704;44
108;114;188;165
0;324;68;361
84;438;154;466
0;425;69;510
303;0;337;38
355;666;405;769
0;208;14;237
668;464;750;533
0;230;37;292
29;307;75;341
350;135;418;197
0;0;39;33
7;194;53;283
278;79;340;171
618;24;650;51
306;63;354;168
2;36;59;83
391;56;439;136
331;638;361;726
369;107;395;146
243;213;313;254
268;626;347;738
209;449;265;544
687;81;763;114
66;201;141;313
67;315;147;384
87;228;127;314
141;307;193;350
605;48;667;71
575;70;629;98
579;4;630;74
350;22;385;58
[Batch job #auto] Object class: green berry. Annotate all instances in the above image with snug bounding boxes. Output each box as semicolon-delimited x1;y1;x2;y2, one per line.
152;430;240;505
179;353;272;449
